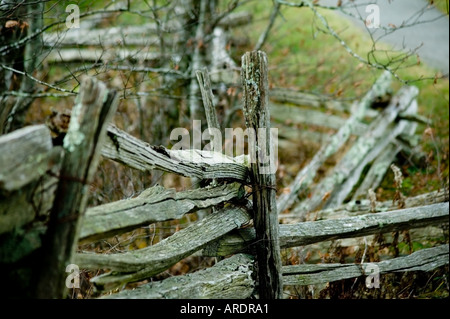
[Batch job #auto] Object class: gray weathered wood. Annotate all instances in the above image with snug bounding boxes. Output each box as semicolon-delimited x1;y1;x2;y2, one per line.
280;188;449;222
394;135;427;169
217;11;253;28
45;48;175;64
202;227;255;257
196;66;222;196
75;205;252;291
0;124;62;235
44;112;249;181
281;202;448;248
283;244;449;286
277;125;328;145
269;88;348;112
324;125;402;209
350;142;402;201
102;254;255;299
102;125;249;182
292;85;418;217
325;100;418;208
35;77;119;298
188;0;208;125
210;27;240;84
203;202;449;257
276;71;393;213
0;125;54;192
43;11;252;48
0;147;62;235
1;183;243;258
351;98;419;202
101;244;449;296
241;51;282;299
270;103;368;135
295;224;448;262
196;68;221;132
44;33;165;48
44;33;169;48
195;67;223;208
325;98;418;208
80;183;243;243
398;112;432;126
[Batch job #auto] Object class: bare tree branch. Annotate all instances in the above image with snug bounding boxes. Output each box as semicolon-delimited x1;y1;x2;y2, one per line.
254;1;281;51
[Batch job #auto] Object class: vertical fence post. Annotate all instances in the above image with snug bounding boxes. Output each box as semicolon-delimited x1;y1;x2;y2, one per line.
196;67;221;193
196;67;221;133
35;77;119;298
241;51;282;299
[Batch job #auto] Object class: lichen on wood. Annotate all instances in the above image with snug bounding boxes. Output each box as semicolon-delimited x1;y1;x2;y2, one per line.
291;85;419;217
35;77;119;298
0;125;55;192
80;183;244;243
283;244;449;286
203;202;449;257
241;50;282;299
102;254;255;299
102;125;249;182
75;205;252;291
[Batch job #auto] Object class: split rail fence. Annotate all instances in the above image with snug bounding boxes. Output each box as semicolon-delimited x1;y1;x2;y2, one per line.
0;50;448;299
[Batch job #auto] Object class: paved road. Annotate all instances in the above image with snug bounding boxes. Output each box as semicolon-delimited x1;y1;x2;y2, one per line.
318;0;449;74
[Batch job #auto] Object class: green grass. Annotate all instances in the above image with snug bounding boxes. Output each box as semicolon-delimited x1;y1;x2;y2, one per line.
236;3;446;94
234;4;385;97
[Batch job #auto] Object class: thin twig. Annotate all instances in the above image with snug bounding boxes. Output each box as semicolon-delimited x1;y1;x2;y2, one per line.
0;64;76;94
254;1;281;51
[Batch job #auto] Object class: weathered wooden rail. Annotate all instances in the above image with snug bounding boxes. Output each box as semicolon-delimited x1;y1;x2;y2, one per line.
80;183;244;243
0;50;448;299
202;202;449;255
103;125;249;182
283;244;449;286
103;254;255;299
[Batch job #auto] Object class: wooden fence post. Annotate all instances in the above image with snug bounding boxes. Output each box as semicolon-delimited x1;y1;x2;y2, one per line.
196;67;221;132
35;77;119;298
241;51;283;299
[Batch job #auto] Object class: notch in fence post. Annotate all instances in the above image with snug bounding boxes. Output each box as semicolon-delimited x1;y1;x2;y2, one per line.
241;51;282;299
35;77;119;298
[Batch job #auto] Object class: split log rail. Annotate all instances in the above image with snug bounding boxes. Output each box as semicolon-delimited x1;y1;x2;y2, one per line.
0;50;448;299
